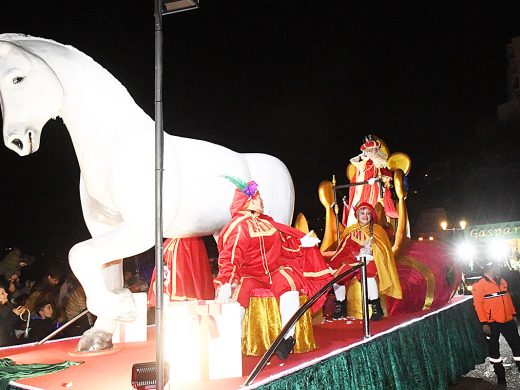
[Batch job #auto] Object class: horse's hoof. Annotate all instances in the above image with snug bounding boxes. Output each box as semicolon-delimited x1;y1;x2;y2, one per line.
76;327;113;352
114;288;137;322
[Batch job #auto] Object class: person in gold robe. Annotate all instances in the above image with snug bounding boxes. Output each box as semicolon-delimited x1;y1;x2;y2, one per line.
328;202;401;320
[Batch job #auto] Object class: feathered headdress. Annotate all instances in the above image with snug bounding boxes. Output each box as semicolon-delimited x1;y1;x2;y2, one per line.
224;176;258;197
224;175;260;216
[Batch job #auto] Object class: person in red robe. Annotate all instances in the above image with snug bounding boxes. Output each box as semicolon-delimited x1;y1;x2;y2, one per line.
343;135;397;226
214;178;332;359
148;237;215;306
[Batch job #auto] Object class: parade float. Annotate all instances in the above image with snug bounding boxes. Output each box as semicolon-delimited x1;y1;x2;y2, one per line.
0;35;487;390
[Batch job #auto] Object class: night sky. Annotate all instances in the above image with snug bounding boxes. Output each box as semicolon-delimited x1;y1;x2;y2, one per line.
1;1;520;260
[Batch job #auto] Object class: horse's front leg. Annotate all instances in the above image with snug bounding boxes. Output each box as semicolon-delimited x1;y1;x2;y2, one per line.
69;224;153;352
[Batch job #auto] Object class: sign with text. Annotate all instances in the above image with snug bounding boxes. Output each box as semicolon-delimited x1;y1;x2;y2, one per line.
465;221;520;241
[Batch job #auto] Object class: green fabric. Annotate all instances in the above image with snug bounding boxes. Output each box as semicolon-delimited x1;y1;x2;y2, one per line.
0;358;83;390
256;299;487;390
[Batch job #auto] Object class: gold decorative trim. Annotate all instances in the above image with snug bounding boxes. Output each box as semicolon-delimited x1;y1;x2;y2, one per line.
303;269;333;278
279;267;297;291
398;256;435;310
101;259;123;269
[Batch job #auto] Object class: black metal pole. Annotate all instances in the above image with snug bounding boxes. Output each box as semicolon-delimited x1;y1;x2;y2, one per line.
154;0;165;389
333;177;382;191
332;176;341;250
359;255;370;338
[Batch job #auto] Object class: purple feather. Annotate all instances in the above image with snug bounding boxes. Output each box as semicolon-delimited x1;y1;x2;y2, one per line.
243;181;258;197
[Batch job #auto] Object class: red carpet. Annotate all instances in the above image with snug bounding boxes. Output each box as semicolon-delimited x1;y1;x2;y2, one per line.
0;296;470;389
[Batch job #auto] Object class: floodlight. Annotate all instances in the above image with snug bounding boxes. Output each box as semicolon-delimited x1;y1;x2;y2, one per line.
456;241;476;261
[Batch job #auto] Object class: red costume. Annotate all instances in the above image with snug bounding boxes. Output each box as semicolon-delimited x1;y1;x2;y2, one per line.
331;202;379;281
216;177;332;360
214;211;332;312
343;135;397;226
328;226;377;279
148;237;214;305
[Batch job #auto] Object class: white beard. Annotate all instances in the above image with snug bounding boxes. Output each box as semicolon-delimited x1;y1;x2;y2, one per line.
364;148;388;169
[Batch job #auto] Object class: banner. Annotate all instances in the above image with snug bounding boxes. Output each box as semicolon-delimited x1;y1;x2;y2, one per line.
465;221;520;241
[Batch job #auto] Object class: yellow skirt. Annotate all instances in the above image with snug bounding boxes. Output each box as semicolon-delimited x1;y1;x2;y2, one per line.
241;295;318;356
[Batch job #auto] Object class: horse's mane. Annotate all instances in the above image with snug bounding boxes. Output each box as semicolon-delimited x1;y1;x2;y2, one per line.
0;33;84;58
0;33;112;80
0;33;150;125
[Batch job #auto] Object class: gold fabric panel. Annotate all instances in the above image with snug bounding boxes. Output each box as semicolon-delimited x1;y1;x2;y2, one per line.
241;296;318;356
339;223;402;299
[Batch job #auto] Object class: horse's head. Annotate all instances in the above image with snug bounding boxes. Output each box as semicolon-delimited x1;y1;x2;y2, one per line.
0;39;64;156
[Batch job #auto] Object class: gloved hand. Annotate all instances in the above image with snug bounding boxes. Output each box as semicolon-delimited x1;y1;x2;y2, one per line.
300;230;321;248
367;177;378;185
215;283;232;303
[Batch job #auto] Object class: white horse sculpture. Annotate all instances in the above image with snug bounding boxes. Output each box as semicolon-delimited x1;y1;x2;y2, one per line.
0;34;295;351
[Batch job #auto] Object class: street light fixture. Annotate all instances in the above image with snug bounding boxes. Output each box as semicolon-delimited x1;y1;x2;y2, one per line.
440;220;467;232
439;219;467;242
162;0;199;15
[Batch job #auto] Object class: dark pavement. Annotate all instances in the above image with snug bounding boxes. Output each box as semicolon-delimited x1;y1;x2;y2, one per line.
449;324;520;390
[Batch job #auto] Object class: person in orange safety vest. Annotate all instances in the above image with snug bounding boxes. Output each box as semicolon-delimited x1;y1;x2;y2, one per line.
471;258;520;385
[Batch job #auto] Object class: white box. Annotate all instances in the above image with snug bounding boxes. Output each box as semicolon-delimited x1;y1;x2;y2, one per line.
166;300;242;382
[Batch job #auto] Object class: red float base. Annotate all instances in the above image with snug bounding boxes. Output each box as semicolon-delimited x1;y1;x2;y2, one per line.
0;296;471;390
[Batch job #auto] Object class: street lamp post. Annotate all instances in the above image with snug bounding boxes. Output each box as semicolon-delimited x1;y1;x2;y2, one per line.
440;219;467;240
154;1;199;389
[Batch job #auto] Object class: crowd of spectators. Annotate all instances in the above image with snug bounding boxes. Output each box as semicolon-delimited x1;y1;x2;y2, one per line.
0;243;202;348
0;247;93;348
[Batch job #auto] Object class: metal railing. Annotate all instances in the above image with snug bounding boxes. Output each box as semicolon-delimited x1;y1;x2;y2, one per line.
36;308;90;345
243;261;368;386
